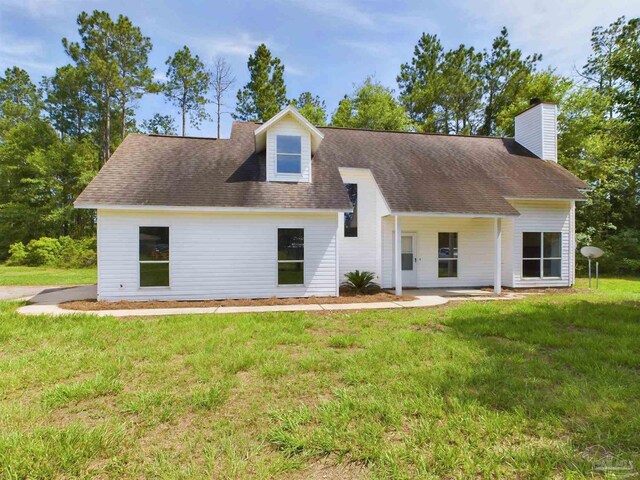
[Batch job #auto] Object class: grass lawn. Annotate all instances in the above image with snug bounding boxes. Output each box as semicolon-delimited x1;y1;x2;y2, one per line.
0;278;638;478
0;265;96;286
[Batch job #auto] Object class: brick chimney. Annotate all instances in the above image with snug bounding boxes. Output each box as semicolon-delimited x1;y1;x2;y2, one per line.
514;99;557;162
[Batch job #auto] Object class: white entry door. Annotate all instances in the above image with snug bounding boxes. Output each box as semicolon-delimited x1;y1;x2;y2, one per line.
401;234;417;287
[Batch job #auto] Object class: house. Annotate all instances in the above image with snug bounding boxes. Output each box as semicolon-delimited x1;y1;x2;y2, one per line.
75;101;588;301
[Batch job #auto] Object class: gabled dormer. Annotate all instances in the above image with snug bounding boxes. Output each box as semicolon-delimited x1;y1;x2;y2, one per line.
254;105;324;183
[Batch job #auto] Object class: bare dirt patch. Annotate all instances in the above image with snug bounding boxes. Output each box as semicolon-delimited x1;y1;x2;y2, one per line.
290;457;369;480
61;291;416;311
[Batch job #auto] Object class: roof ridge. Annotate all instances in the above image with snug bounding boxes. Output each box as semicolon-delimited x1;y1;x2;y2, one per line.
232;121;509;140
317;125;509;139
146;133;221;140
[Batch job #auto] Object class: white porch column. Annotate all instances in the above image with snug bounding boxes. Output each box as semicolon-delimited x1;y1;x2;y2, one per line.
394;215;402;295
494;218;502;295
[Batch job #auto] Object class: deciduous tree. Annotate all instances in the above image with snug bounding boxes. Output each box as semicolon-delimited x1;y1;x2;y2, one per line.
211;57;235;138
331;77;408;131
292;92;327;126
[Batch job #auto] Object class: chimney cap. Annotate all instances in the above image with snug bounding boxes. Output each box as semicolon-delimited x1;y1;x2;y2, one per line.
516;100;557;117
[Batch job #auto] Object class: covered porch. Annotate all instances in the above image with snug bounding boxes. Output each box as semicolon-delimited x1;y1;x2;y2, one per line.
383;213;510;296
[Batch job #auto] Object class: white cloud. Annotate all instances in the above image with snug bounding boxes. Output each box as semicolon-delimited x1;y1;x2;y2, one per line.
280;0;439;32
184;32;276;60
282;0;376;28
340;39;397;57
0;0;92;19
0;32;56;74
451;0;640;75
285;64;304;76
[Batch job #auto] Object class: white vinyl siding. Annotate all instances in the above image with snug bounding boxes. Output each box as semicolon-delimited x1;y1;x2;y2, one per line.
266;118;312;183
381;217;499;288
541;104;558;161
97;210;337;301
510;200;572;287
337;168;389;284
514;103;557;162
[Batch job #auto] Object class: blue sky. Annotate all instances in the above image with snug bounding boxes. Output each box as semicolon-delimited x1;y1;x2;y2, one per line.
1;0;638;137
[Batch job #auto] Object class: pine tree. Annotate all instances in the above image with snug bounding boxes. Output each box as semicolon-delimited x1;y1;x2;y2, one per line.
0;67;42;136
43;64;93;139
112;15;155;142
164;46;211;136
234;44;287;122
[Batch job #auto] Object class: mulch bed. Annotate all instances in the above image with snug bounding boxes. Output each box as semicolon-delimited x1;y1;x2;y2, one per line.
61;290;417;311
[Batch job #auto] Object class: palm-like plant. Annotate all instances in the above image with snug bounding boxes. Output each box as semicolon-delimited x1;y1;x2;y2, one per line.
341;270;380;294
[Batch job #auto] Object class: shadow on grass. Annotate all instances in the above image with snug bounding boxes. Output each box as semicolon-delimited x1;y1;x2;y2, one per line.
266;296;640;477
441;299;640;452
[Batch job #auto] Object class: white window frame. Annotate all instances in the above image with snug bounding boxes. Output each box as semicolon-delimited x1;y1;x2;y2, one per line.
276;135;302;174
522;232;562;279
437;232;458;278
139;226;171;289
276;227;305;286
343;183;358;238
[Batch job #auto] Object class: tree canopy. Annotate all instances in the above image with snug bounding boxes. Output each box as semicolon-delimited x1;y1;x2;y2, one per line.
234;44;287;122
331;77;409;131
164;46;211;136
0;13;638;273
292;92;327;126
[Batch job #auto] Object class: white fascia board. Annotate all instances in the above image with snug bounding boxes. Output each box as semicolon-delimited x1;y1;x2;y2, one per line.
388;211;518;218
504;197;586;202
74;203;350;213
337;167;392;215
254;105;324;153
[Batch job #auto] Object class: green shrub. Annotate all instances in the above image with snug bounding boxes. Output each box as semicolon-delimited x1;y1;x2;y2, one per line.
58;236;97;268
4;236;96;268
576;229;640;276
24;237;62;266
6;242;27;265
341;270;380;294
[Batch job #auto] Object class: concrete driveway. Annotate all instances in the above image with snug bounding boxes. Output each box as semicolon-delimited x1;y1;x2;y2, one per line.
0;285;97;303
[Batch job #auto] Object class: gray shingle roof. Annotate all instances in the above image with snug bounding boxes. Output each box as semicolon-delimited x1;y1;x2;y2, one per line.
75;121;587;216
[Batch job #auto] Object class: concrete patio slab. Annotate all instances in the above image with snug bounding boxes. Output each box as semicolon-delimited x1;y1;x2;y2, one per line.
320;302;402;310
394;296;450;308
217;304;324;314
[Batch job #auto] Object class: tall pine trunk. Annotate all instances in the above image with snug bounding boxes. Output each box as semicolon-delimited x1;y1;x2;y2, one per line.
104;86;111;165
121;95;127;142
182;89;187;136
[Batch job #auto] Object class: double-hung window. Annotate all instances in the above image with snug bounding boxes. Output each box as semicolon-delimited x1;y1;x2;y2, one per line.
438;232;458;278
522;232;562;278
278;228;304;285
276;135;302;174
139;227;170;287
344;183;358;237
